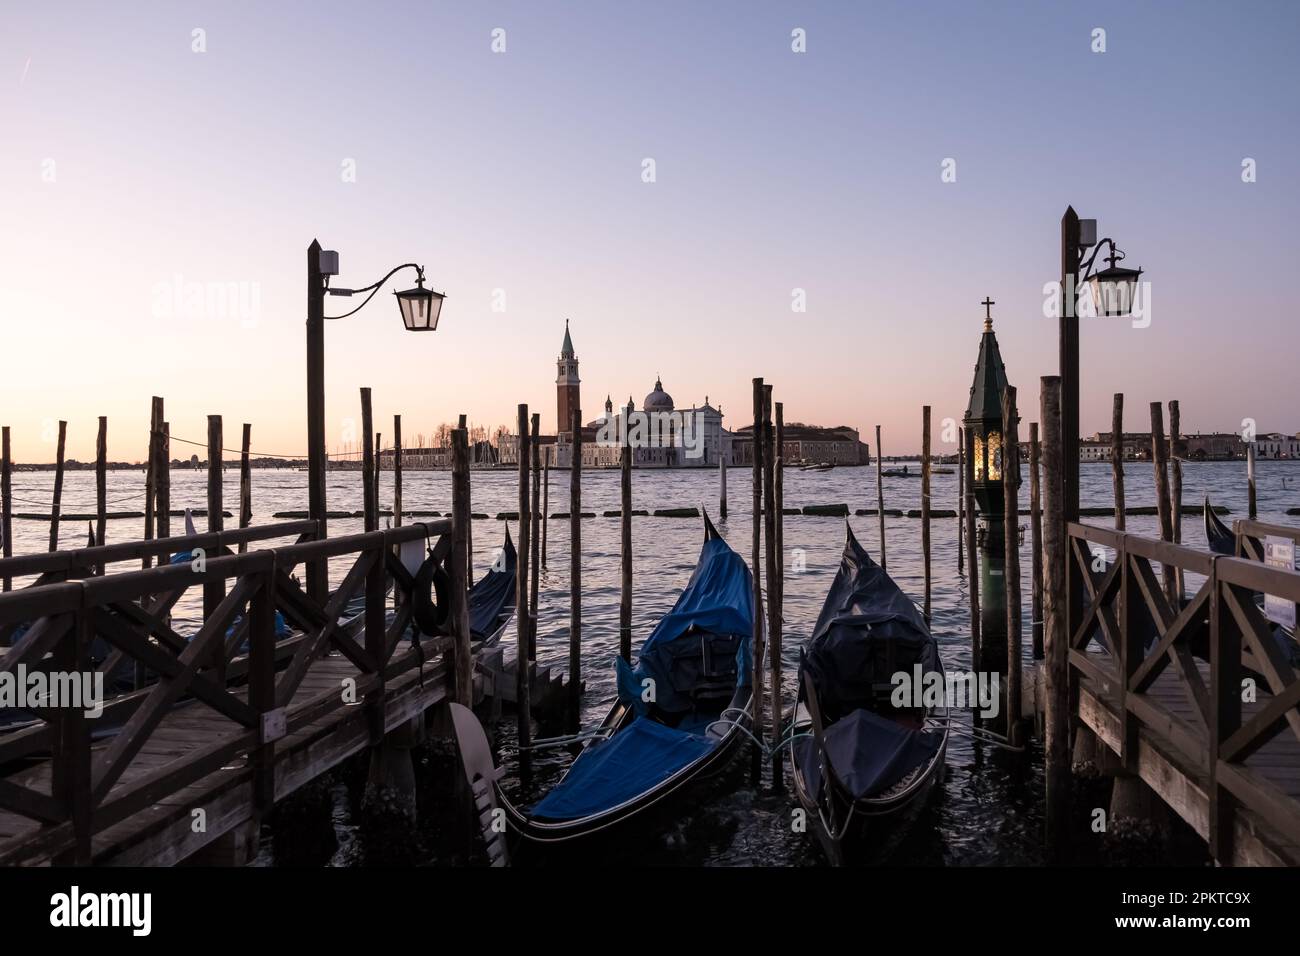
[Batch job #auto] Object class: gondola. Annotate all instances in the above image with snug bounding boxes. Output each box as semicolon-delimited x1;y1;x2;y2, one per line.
1204;495;1235;556
457;512;755;843
466;525;517;645
791;523;949;864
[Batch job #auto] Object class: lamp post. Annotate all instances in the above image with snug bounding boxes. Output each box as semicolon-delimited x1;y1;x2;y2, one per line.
964;297;1017;678
305;240;444;603
1058;209;1144;648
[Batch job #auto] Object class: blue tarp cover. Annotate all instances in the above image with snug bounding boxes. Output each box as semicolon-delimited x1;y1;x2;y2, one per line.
530;717;716;820
616;533;754;716
468;528;516;640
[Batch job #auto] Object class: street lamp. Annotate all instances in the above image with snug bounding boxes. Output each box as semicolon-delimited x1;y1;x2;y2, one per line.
1081;240;1143;318
304;240;444;602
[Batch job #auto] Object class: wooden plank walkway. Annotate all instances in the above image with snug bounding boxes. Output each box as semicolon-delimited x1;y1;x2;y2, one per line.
0;640;452;866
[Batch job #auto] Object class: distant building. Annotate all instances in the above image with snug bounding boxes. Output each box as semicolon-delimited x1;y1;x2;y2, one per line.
731;423;868;466
1256;433;1300;459
1182;432;1246;460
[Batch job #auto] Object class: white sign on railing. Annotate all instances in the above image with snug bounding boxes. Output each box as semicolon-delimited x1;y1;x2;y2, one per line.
1263;536;1297;630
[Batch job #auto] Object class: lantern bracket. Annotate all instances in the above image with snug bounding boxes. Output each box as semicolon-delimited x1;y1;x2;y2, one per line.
325;262;425;320
1077;238;1123;281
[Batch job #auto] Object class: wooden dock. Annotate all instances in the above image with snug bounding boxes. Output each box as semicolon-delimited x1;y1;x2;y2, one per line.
1062;518;1300;865
0;518;472;866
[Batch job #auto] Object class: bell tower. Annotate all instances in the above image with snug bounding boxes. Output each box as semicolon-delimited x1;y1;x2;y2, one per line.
556;319;581;436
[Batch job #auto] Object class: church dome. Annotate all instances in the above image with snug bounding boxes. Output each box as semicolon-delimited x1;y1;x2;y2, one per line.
643;376;674;413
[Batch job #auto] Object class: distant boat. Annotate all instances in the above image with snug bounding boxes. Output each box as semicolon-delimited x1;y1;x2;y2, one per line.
931;467;954;475
802;461;835;472
882;466;917;478
1204;495;1234;555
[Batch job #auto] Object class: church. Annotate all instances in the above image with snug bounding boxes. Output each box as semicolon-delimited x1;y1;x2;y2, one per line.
545;322;729;469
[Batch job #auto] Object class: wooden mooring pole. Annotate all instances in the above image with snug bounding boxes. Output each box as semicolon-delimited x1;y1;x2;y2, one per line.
393;415;402;528
143;402;157;569
95;417;107;554
1169;400;1183;599
1002;387;1022;743
515;405;532;749
529;413;540;662
957;427;965;574
763;386;781;789
619;427;633;663
719;453;727;520
1149;402;1175;603
460;413;473;585
206;414;226;680
541;458;549;569
568;406;583;732
157;413;170;549
48;420;67;552
1040;376;1069;851
963;426;980;666
361;392;376;533
238;423;252;553
921;406;931;623
1029;421;1043;661
875;424;886;569
2;426;12;590
450;428;473;706
1247;441;1257;519
1111;394;1125;531
750;378;765;784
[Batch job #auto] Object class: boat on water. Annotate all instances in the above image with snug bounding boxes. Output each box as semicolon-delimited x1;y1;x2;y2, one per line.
456;512;756;843
465;526;517;645
791;523;949;864
881;466;917;478
801;461;835;472
1204;495;1235;556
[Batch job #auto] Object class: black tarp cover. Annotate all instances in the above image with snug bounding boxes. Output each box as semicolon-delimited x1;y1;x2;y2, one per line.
795;707;941;801
802;524;937;723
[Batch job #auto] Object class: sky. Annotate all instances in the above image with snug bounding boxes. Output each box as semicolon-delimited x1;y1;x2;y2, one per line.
2;0;1297;462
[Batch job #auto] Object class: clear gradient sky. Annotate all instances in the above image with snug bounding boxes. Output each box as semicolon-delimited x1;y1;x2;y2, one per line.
3;1;1297;462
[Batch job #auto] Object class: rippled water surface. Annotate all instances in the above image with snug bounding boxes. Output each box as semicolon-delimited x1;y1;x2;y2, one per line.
6;458;1297;865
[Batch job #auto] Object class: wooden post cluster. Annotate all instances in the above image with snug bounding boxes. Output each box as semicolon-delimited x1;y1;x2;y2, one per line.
529;413;540;662
568;406;583;732
515;405;532;748
921;406;931;622
750;378;765;783
963;426;980;665
1001;387;1022;743
1029;421;1044;661
875;424;886;569
48;421;67;552
1040;376;1069;851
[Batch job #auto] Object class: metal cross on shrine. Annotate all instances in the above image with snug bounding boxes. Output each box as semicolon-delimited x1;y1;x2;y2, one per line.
981;296;995;331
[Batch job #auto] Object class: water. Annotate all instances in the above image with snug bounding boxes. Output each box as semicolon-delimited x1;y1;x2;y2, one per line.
4;459;1297;864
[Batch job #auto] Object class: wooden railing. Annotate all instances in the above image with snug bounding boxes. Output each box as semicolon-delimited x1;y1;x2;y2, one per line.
0;519;456;864
1067;522;1300;862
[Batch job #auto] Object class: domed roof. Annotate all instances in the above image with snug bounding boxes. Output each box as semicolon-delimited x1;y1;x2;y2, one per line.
643;376;674;413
